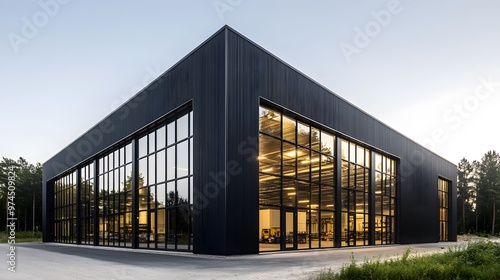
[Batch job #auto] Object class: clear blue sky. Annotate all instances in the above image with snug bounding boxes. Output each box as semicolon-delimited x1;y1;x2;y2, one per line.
1;0;499;166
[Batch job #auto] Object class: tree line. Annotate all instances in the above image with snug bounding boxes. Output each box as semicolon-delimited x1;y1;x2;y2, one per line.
457;150;500;235
0;157;42;232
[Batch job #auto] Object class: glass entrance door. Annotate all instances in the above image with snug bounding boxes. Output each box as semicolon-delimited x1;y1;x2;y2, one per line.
283;208;297;250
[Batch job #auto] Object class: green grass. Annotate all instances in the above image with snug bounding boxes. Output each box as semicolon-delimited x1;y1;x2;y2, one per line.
316;241;500;280
0;231;42;243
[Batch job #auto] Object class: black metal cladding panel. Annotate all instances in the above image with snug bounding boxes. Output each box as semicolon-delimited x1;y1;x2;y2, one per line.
43;29;228;254
224;28;456;247
191;31;227;255
225;31;262;255
42;179;54;242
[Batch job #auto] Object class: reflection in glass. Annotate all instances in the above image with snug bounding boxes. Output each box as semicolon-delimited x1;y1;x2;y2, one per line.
149;131;155;154
125;164;132;191
321;132;334;156
114;150;119;169
157;150;165;183
119;147;125;166
177;141;189;178
177;114;189;141
311;127;320;151
167;146;176;181
166;208;176;249
341;140;348;160
297;121;310;147
157;126;166;150
356;146;364;166
139;158;147;187
149;186;156;209
259;107;281;137
189;177;193;205
126;143;132;164
167;121;175;146
148;155;155;186
139;135;147;158
349;143;356;163
189;111;193;136
177;178;189;205
189;138;193;175
157;183;166;208
167;182;175;206
282;115;296;143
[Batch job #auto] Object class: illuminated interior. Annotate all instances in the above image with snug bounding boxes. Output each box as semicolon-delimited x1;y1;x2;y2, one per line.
438;178;449;241
259;104;396;251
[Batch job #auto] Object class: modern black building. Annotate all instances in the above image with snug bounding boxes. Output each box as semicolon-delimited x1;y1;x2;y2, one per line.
42;26;457;255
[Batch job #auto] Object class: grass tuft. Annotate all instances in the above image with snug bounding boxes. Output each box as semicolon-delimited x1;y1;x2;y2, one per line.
316;241;500;280
0;231;42;243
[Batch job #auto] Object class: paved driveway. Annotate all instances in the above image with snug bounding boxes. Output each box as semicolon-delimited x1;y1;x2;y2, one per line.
1;242;455;279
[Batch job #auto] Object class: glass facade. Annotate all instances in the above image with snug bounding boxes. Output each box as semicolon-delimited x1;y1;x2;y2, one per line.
137;111;194;250
259;104;397;252
374;153;396;245
340;140;370;246
53;108;193;251
438;178;449;241
54;172;77;243
80;163;95;245
52;102;400;253
97;143;133;247
259;105;336;251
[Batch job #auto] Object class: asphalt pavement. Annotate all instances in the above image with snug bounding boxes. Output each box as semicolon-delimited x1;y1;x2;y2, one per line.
1;241;456;279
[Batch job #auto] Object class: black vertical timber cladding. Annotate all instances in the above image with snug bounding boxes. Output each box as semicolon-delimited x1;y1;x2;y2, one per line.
224;26;456;253
43;29;227;254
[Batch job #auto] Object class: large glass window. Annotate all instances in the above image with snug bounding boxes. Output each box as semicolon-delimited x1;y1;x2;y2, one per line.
341;140;370;247
98;143;133;247
438;178;449;241
259;105;336;252
259;103;398;251
80;163;95;245
374;153;396;245
137;110;194;251
52;105;193;252
54;172;77;244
